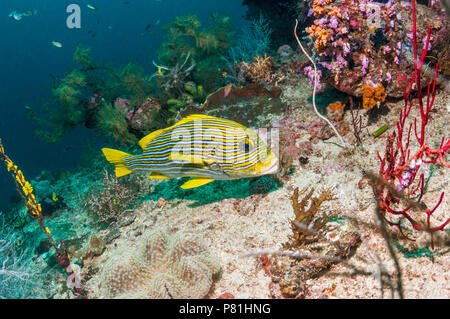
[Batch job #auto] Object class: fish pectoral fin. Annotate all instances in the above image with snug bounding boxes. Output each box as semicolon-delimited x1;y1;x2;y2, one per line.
180;178;214;189
148;173;170;179
169;153;206;165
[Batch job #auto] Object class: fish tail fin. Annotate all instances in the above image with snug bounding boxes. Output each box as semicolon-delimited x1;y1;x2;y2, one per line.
101;148;133;177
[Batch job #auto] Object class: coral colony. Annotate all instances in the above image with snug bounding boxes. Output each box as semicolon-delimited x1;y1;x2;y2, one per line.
0;0;448;300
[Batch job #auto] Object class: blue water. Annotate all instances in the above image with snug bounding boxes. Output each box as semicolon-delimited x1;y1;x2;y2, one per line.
0;0;247;210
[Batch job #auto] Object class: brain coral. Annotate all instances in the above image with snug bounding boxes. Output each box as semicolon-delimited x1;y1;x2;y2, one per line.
100;228;221;298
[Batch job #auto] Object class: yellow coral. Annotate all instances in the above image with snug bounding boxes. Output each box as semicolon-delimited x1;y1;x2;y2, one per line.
0;139;42;218
362;81;387;110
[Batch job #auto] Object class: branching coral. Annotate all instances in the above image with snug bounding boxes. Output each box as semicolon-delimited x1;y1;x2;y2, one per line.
97;103;137;146
157;13;233;94
0;212;48;298
81;170;138;226
0;139;86;298
225;12;273;65
34;69;87;143
287;187;336;246
151;53;196;99
241;53;287;86
370;0;449;247
101;227;221;299
31;45;158;146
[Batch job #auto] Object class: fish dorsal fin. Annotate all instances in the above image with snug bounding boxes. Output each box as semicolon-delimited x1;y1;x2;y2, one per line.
138;128;167;149
148;172;169;179
180;114;247;129
137;115;211;149
138;114;245;149
181;178;214;189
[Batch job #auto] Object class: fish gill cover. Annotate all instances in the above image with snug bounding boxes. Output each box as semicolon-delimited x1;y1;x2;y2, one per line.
0;0;449;302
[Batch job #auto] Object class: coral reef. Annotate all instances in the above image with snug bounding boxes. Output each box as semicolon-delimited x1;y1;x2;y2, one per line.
177;83;286;128
241;53;287;86
361;80;387;110
156;13;233;94
369;0;449;246
304;0;448;98
226;12;273;64
30;45;160;146
100;227;221;298
81;170;138;226
0;139;86;298
242;0;307;47
0;212;50;298
287;187;337;245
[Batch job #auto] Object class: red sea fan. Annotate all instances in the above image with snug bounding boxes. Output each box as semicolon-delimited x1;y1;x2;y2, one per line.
373;0;449;248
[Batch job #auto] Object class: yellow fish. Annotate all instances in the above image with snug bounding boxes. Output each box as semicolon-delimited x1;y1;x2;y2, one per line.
52;192;58;202
102;114;278;189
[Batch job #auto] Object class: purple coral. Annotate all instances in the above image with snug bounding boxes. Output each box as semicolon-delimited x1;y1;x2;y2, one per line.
360;54;369;74
329;15;339;29
304;66;322;91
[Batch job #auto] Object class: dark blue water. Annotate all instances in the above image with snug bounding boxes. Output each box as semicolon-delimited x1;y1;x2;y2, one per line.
0;0;247;210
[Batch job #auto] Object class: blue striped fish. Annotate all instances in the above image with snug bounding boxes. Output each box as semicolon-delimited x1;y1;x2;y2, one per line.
102;114;278;189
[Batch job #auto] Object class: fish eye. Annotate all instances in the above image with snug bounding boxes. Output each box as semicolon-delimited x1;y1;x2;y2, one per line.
239;138;252;153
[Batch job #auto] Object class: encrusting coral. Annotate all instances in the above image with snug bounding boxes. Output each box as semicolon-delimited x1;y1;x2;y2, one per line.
100;227;221;298
361;80;387;110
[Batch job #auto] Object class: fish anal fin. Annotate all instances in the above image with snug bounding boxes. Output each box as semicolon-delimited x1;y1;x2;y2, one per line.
101;148;133;177
116;166;133;177
181;178;214;189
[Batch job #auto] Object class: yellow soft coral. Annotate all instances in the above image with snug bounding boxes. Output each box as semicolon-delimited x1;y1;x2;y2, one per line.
361;80;387;110
0;139;42;218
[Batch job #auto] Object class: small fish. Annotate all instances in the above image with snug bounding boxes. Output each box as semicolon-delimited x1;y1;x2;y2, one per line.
23;10;37;17
155;19;160;25
52;192;59;202
157;67;164;75
9;9;37;20
102;115;278;189
87;4;98;10
9;11;23;21
51;41;63;48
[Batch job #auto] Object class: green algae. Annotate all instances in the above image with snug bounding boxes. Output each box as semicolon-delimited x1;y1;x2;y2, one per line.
393;240;434;260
